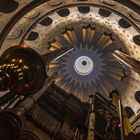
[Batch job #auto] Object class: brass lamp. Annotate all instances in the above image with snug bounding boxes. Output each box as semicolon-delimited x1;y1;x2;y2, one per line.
0;45;46;95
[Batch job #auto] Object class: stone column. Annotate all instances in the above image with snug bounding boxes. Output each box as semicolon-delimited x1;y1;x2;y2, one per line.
110;91;134;138
87;95;95;140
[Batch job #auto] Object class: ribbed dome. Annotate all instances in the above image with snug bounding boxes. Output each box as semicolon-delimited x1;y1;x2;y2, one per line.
48;25;125;101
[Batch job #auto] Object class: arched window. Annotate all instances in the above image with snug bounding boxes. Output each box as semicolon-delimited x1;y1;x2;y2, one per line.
135;91;140;104
124;106;135;119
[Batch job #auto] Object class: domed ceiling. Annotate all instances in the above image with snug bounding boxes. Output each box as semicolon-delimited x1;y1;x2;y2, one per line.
0;0;140;103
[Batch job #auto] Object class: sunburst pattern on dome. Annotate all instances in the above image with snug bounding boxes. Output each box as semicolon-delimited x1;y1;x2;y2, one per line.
48;25;124;101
